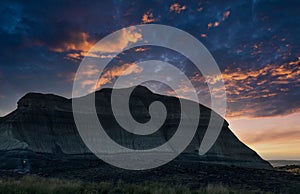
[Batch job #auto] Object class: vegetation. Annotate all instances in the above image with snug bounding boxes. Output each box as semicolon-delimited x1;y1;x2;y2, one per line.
0;175;267;194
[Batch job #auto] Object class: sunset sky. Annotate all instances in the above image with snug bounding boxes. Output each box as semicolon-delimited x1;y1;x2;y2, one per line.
0;0;299;160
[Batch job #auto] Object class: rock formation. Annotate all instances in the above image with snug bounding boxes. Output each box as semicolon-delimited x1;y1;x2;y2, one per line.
0;86;272;171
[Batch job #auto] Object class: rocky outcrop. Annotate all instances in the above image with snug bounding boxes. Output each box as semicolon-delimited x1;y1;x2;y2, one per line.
0;86;272;170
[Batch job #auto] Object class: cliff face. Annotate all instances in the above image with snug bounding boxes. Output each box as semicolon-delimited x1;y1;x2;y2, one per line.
0;86;272;170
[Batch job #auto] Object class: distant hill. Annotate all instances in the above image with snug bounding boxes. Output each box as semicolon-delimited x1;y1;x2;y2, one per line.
269;160;300;167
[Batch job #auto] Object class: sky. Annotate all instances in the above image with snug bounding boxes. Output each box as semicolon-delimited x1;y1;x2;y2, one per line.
0;0;299;160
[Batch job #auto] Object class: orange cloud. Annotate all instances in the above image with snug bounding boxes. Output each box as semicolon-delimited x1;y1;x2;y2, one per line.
134;47;149;52
65;52;87;60
222;10;231;21
213;21;219;27
206;10;230;30
188;60;299;118
169;3;186;13
49;32;96;60
164;83;195;100
200;34;207;38
207;22;213;29
71;63;102;91
65;52;117;60
71;62;143;94
221;61;299;102
50;32;95;53
51;28;143;60
223;60;299;83
289;56;300;65
79;65;101;78
91;26;142;53
142;11;156;23
96;62;143;89
208;21;221;28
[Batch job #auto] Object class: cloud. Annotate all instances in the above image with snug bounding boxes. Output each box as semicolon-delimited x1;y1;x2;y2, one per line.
169;3;186;13
91;26;142;54
48;32;95;53
206;10;231;29
188;58;300;118
72;62;143;93
75;64;101;82
96;62;143;89
142;11;156;23
213;21;220;27
289;56;300;65
134;47;149;52
65;52;84;61
51;27;142;60
164;83;196;100
207;20;220;29
200;34;207;38
222;10;231;21
221;60;299;101
45;31;97;60
207;22;213;29
66;52;116;61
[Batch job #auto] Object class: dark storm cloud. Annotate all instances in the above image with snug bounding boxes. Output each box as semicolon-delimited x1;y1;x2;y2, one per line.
0;0;299;117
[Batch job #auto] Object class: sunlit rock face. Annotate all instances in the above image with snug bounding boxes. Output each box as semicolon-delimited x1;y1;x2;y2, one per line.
0;86;272;170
